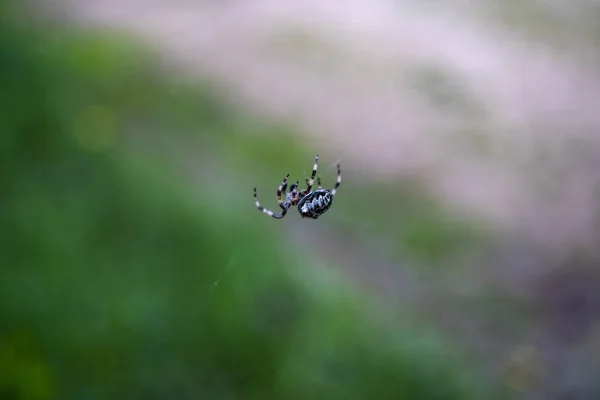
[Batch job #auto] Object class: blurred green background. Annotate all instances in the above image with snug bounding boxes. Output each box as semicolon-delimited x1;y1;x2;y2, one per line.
0;2;541;399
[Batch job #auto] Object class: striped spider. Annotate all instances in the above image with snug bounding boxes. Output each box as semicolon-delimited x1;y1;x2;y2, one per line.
253;154;341;219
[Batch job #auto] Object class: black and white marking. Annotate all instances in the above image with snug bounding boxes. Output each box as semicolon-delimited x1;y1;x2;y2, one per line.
297;189;333;219
253;154;341;220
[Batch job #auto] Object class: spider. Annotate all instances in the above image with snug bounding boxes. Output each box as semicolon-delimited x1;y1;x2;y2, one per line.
253;154;341;220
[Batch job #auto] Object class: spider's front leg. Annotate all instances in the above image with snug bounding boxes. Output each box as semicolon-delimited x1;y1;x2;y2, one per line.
305;175;322;190
254;187;289;219
304;154;319;194
289;180;301;205
277;173;290;210
289;181;299;196
331;163;341;197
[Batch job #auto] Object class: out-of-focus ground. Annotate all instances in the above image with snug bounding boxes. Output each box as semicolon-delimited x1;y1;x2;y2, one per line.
28;1;600;398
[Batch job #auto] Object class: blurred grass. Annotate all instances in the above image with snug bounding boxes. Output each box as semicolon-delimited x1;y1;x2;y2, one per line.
0;3;500;399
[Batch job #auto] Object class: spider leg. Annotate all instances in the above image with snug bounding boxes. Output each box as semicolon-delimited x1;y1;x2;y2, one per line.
290;180;301;205
330;163;341;197
277;173;290;210
306;175;322;190
304;154;319;194
254;187;289;219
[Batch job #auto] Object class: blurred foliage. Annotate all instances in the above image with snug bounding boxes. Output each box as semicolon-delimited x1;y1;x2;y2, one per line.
477;0;600;54
219;130;491;266
0;2;498;399
405;64;488;118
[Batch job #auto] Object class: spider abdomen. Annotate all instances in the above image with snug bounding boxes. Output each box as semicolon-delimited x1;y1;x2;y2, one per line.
297;189;333;219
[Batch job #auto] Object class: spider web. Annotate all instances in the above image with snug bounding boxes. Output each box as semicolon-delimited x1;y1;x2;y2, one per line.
210;251;238;292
